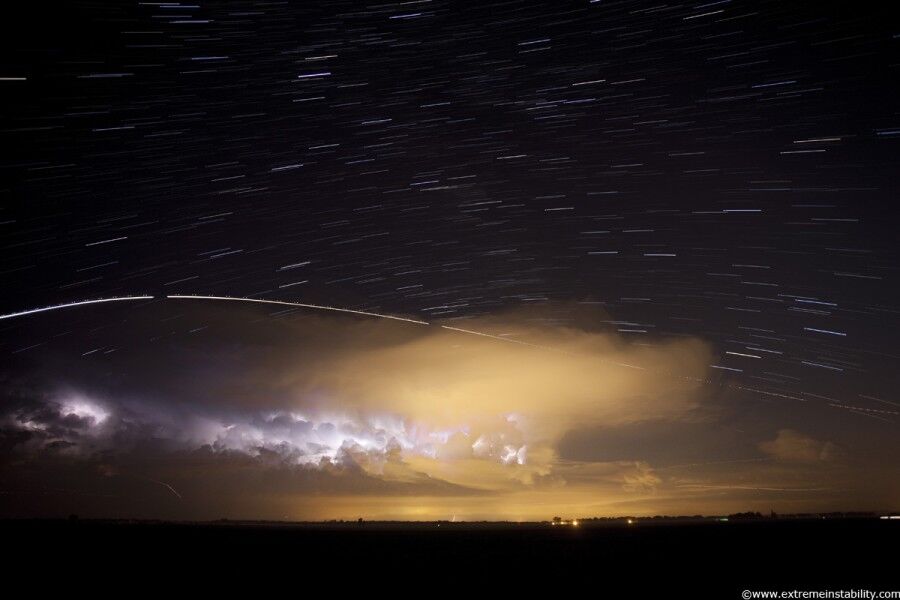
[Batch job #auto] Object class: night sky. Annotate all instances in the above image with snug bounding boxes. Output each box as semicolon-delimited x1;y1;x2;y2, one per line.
1;1;898;521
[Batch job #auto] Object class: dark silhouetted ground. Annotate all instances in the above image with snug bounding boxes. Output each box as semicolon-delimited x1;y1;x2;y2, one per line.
3;517;896;594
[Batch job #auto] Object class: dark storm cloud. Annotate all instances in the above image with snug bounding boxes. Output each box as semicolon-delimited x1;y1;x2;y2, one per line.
557;419;761;466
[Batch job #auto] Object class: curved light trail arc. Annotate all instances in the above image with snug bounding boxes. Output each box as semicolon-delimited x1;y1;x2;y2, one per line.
0;294;893;420
166;294;431;325
0;296;155;321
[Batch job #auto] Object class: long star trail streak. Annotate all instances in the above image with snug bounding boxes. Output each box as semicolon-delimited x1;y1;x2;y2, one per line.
2;2;900;575
441;324;646;371
144;477;182;500
166;294;431;326
440;324;569;353
0;293;653;378
0;294;687;395
0;1;895;422
0;296;155;320
0;294;887;417
172;296;653;377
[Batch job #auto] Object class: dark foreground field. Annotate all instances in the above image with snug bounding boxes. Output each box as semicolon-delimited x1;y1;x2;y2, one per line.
4;518;897;594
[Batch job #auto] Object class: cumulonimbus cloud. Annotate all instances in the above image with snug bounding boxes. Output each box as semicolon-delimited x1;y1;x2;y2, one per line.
0;304;715;517
759;429;842;463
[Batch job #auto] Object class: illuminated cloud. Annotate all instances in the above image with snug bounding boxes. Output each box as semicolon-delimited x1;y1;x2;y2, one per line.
60;396;110;426
758;429;841;463
2;305;896;520
0;307;716;515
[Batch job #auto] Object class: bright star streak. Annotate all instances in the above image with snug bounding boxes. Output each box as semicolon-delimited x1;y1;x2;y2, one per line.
440;324;646;371
166;294;430;325
0;296;155;320
1;293;880;422
440;325;564;352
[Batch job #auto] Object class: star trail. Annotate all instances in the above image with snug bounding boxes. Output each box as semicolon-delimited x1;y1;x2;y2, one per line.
0;1;898;522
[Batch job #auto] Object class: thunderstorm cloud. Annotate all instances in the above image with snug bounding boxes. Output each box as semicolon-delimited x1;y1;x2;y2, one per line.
2;302;896;520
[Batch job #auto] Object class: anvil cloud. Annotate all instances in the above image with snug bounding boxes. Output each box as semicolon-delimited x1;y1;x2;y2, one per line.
0;304;896;520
